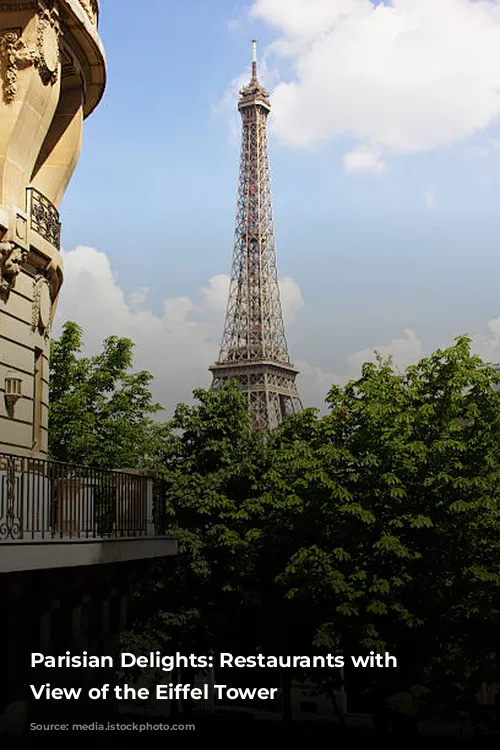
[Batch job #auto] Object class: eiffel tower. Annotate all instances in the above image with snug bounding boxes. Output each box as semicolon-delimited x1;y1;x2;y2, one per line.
210;41;302;431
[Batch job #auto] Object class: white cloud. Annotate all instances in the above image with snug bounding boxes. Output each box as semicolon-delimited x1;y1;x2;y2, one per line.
347;328;424;375
248;0;500;166
423;187;437;209
279;276;304;320
55;248;312;416
295;359;347;412
214;72;248;144
343;148;387;173
55;247;219;415
471;316;500;363
129;287;150;307
199;274;230;313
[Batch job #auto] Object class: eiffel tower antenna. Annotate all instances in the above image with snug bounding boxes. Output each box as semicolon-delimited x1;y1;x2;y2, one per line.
209;41;302;431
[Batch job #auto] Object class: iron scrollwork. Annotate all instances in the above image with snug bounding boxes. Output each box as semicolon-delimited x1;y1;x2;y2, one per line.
0;455;22;540
28;187;61;249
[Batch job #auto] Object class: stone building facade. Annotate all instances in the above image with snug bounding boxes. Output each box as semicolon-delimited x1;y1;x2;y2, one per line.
0;0;105;456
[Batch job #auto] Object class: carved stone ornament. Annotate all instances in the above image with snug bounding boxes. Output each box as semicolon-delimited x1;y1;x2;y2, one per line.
80;0;99;26
0;242;28;300
0;29;37;104
32;273;51;337
35;1;60;85
0;3;60;104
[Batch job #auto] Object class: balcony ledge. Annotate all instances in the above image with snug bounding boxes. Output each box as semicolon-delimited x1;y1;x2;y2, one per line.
0;535;178;573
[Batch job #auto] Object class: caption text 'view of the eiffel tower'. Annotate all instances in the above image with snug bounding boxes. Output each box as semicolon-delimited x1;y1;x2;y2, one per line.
210;41;302;431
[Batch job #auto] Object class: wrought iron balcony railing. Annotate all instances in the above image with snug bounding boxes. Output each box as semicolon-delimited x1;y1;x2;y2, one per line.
27;188;61;250
0;453;167;542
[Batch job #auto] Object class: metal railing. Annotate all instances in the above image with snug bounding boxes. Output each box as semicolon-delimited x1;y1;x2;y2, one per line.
27;187;61;250
0;453;166;542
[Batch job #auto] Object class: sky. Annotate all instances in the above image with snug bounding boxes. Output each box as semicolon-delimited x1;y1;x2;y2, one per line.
55;0;500;417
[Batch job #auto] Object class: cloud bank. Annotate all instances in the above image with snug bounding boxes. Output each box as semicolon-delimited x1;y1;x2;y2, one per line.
54;247;500;418
245;0;500;168
55;247;323;416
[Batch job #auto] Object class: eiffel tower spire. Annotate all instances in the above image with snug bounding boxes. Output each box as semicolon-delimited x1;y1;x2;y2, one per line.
209;41;302;431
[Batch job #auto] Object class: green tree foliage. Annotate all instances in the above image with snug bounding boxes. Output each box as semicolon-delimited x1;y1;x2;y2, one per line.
129;336;500;721
49;324;500;723
268;336;500;716
49;321;163;469
123;383;268;659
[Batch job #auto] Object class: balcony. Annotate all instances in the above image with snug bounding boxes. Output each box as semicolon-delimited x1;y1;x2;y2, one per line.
0;453;177;573
27;187;61;250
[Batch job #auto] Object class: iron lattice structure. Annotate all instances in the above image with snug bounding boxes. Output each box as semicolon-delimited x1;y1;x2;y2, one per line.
210;42;302;430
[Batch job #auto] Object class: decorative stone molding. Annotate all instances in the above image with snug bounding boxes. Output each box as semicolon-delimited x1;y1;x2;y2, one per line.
0;242;28;300
0;2;60;103
35;0;60;85
80;0;99;27
0;28;37;103
32;274;51;337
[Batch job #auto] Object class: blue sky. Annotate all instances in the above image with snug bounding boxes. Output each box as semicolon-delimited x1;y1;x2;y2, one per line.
56;0;500;415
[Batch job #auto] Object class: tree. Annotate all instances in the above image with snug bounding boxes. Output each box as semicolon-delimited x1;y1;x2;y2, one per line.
120;334;500;730
122;382;270;694
124;385;339;719
49;321;163;469
270;336;500;723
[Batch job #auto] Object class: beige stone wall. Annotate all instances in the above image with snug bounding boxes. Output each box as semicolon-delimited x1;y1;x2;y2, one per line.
0;0;105;457
0;267;50;455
